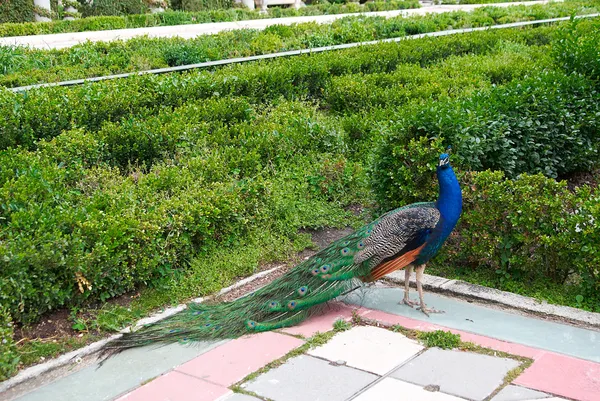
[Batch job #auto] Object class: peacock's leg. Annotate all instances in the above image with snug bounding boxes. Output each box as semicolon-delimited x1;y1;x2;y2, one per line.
415;264;444;317
400;265;418;307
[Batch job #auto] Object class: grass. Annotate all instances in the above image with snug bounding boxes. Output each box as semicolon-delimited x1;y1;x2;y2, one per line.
427;261;599;312
16;335;102;366
417;330;461;349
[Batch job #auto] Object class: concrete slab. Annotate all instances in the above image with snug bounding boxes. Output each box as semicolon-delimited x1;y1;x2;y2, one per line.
14;340;224;401
513;352;600;401
307;326;423;375
244;355;378;401
353;377;465;401
491;385;549;401
176;331;303;386
342;287;600;363
117;371;231;401
391;348;520;401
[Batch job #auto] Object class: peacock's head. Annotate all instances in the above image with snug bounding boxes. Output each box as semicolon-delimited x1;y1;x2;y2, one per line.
438;152;451;169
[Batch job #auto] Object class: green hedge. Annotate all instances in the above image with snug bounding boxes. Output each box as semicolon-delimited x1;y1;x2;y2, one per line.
180;0;235;11
77;0;149;17
0;100;358;323
0;0;419;37
0;26;556;151
1;1;593;87
372;70;600;208
0;0;35;23
0;25;574;324
0;306;18;381
438;170;600;308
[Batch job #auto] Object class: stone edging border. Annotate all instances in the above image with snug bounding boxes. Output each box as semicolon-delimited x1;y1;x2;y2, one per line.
384;271;600;329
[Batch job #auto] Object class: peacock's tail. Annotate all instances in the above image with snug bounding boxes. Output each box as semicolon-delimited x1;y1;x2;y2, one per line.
100;221;379;355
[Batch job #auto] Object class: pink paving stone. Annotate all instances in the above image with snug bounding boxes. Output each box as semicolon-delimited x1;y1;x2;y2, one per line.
117;371;231;401
514;352;600;401
282;302;359;337
175;331;303;386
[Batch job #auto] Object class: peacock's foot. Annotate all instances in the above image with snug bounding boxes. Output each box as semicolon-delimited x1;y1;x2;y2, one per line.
400;298;419;308
417;305;445;317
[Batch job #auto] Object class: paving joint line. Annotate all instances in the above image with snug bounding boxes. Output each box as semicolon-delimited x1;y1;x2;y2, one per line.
6;12;599;93
345;346;430;401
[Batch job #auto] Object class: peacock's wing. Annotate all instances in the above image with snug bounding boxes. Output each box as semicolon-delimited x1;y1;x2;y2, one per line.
358;204;440;281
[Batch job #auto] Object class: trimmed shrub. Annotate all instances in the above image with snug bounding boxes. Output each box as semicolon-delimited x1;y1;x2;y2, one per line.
0;26;556;151
0;306;18;381
0;100;355;323
3;1;592;87
441;170;600;304
373;70;600;210
553;17;600;83
0;0;34;23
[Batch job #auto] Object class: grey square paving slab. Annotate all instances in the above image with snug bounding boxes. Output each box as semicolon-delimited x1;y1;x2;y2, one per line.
15;340;225;401
353;377;464;401
391;348;520;401
243;355;378;401
491;385;550;401
308;326;423;375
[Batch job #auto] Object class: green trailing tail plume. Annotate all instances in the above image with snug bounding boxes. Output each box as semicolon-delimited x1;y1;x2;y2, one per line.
101;222;376;355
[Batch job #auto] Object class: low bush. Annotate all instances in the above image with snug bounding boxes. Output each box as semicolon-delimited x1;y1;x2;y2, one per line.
0;25;556;151
0;0;35;24
373;70;600;209
553;16;600;83
0;0;419;37
325;42;548;113
438;170;600;309
1;0;593;87
0;100;364;323
0;306;18;381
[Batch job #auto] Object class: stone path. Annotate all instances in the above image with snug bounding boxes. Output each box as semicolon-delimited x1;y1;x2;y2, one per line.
0;1;558;49
9;285;600;401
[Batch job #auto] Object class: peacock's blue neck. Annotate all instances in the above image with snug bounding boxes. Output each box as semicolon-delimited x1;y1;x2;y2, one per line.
435;165;462;238
416;164;462;264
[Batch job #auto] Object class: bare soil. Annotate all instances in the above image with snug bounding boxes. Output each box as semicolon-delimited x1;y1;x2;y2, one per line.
564;168;600;191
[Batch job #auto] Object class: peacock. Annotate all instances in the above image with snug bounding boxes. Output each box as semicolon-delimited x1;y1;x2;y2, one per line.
101;152;462;355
